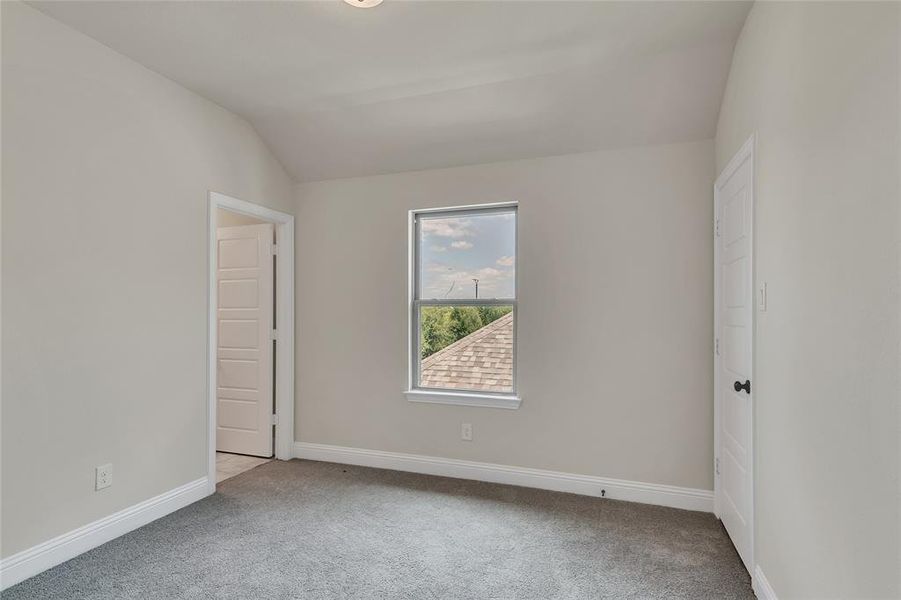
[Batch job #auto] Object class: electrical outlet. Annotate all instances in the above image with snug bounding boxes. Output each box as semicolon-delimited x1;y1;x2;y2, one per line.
461;423;473;441
95;463;112;491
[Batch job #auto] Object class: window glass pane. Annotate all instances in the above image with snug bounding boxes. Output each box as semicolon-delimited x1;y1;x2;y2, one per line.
419;305;513;393
418;211;515;300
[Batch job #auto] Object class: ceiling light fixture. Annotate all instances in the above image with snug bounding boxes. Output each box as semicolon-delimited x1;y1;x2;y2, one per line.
343;0;383;7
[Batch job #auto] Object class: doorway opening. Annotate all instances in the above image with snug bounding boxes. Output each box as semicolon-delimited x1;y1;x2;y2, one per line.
208;192;294;491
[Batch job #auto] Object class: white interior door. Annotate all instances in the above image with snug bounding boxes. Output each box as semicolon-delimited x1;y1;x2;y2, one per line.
714;141;754;572
216;223;275;457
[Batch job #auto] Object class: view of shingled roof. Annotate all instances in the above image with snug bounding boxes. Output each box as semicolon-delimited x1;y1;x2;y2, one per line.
420;312;513;393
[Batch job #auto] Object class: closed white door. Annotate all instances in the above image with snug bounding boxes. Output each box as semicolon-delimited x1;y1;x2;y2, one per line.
216;223;274;457
714;141;754;572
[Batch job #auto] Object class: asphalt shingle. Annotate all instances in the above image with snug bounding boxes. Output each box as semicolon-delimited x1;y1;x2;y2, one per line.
420;312;513;393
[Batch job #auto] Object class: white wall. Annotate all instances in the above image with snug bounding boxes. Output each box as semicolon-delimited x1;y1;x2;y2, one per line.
294;140;715;492
1;2;294;558
716;2;900;597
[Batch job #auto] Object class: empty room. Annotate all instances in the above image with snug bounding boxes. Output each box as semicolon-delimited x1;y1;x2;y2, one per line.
1;1;899;599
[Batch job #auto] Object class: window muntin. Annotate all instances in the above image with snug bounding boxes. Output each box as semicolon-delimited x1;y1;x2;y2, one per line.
411;205;517;395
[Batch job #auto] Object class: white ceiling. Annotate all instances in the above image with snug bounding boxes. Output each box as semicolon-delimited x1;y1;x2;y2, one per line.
30;1;751;182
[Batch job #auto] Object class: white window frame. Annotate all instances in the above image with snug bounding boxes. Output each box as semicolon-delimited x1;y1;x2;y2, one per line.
405;202;520;410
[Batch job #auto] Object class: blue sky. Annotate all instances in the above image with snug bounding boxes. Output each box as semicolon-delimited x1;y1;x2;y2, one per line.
419;212;515;299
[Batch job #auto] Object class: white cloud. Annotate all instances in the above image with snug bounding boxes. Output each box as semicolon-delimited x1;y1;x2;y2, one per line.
475;267;503;278
496;255;514;267
420;217;473;239
451;241;473;250
421;265;513;299
431;245;447;253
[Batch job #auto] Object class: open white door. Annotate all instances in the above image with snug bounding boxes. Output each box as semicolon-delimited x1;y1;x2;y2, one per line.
714;137;754;573
216;223;275;457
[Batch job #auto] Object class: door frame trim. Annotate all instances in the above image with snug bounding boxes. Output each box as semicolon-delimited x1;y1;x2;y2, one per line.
208;191;295;493
713;133;756;574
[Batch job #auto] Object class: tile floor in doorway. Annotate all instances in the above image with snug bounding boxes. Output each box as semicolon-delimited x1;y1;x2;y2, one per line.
216;452;271;483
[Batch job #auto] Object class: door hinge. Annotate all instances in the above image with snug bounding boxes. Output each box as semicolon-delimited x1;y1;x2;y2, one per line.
715;338;720;356
271;243;278;256
271;414;279;425
271;329;278;341
715;457;720;476
714;219;720;237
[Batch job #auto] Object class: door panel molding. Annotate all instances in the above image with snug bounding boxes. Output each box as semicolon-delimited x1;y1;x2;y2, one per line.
713;134;755;575
216;223;274;457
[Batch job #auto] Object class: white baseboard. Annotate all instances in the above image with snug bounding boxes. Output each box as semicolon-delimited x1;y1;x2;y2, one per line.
0;477;209;591
753;565;778;600
293;442;713;513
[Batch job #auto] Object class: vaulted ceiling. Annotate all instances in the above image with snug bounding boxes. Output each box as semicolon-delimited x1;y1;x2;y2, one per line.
30;1;751;182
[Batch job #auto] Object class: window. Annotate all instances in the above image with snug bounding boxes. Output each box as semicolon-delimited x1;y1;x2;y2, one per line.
408;203;518;408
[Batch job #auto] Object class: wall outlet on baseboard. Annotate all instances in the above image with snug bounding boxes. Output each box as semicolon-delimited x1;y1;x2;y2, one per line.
95;463;113;490
461;423;473;441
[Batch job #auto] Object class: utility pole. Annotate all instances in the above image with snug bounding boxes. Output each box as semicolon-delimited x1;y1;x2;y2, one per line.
472;278;479;299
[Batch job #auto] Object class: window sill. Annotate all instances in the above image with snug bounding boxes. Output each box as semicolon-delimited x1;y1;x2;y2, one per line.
405;389;521;410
